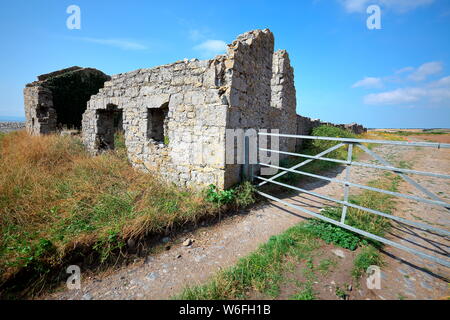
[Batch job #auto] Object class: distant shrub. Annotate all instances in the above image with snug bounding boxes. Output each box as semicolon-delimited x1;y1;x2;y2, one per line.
308;125;356;160
274;125;357;185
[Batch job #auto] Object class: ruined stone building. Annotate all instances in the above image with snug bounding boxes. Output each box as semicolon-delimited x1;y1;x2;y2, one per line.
24;67;110;134
23;29;366;189
82;29;298;189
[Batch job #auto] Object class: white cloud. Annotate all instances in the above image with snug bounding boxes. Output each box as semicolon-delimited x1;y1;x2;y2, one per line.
364;81;450;106
364;88;425;104
357;62;448;108
408;61;443;81
77;37;148;50
339;0;371;13
352;77;384;89
339;0;434;13
193;40;227;58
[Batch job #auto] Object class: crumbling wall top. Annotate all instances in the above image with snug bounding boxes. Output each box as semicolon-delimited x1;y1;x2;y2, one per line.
37;66;83;81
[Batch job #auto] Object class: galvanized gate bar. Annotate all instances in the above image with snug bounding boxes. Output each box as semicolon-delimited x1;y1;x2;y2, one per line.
259;148;450;180
341;143;353;223
255;132;450;268
256;191;450;268
258;132;450;149
258;143;346;187
256;176;450;237
356;143;448;205
259;162;450;209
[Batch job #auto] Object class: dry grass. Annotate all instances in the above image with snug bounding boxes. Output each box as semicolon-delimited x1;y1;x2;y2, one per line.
0;131;220;295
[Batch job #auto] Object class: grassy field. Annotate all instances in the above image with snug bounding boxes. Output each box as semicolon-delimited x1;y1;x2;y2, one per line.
0;130;254;297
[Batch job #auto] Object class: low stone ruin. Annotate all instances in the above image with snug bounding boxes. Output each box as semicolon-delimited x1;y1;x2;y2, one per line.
297;116;366;136
23;67;110;135
295;116;367;148
0;122;25;133
23;29;366;189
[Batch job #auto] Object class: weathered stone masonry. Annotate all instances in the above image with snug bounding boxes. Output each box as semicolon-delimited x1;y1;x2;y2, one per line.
24;29;366;190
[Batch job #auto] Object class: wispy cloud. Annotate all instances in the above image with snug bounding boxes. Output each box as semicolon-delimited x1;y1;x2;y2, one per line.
365;87;425;105
408;61;443;81
352;77;384;89
395;66;414;74
193;40;227;58
188;29;205;41
339;0;434;13
75;37;148;51
429;75;450;87
339;0;371;13
364;87;450;106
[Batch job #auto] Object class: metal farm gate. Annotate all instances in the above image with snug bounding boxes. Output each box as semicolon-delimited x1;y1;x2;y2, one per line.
245;132;450;268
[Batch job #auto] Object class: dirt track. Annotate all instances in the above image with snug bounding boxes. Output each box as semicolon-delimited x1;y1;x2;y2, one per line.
43;136;449;300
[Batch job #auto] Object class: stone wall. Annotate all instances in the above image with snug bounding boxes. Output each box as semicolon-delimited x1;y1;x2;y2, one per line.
296;115;367;135
24;67;109;135
223;31;298;185
296;115;367;149
82;58;229;188
23;86;57;134
271;49;298;153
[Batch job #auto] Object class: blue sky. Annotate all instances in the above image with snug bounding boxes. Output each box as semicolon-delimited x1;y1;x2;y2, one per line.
0;0;449;128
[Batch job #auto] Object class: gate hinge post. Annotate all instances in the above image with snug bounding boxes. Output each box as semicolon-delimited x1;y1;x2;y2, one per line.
341;142;353;224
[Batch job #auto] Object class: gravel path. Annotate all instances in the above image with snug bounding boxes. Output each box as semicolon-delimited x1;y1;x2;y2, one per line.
372;138;449;300
43;140;449;300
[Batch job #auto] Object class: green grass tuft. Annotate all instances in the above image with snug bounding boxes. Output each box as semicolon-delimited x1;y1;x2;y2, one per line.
352;245;382;279
303;219;364;250
291;285;316;300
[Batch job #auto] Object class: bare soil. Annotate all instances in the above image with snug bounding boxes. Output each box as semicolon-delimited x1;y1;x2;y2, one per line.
405;134;450;144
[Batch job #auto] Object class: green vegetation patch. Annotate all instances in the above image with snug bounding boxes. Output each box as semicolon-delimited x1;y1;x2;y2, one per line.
352;245;382;279
176;223;322;300
303;219;364;250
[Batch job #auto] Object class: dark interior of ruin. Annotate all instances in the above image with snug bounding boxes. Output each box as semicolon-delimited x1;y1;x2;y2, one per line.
96;105;123;151
147;103;169;143
42;70;109;130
